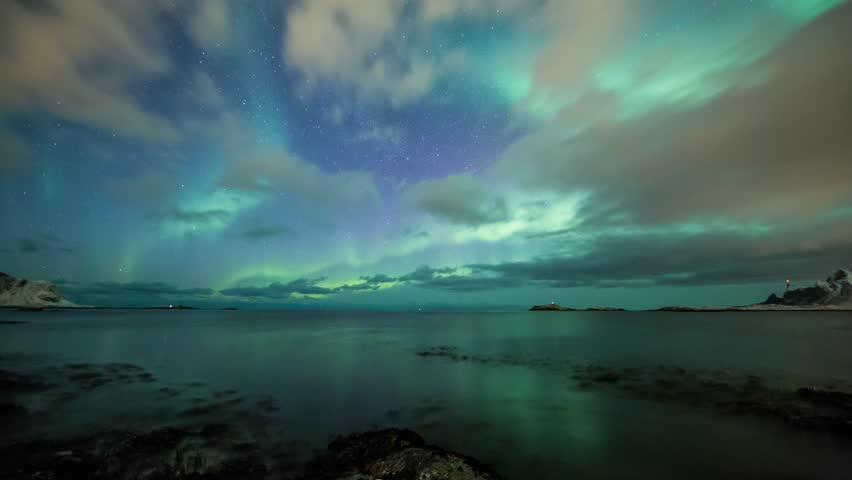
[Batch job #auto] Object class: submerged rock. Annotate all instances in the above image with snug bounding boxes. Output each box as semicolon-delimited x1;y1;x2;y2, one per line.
301;429;503;480
0;369;51;393
416;345;852;438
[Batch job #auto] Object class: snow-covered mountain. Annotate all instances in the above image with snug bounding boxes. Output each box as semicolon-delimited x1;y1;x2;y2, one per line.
762;269;852;307
0;272;78;308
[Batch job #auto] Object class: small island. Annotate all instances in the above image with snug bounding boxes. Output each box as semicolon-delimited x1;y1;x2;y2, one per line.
530;303;624;311
529;303;566;311
140;305;198;310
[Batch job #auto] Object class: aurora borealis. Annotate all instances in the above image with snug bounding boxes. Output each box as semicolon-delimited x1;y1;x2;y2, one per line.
1;0;851;308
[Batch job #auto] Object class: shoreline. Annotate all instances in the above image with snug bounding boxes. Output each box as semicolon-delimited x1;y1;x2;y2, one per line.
4;305;852;313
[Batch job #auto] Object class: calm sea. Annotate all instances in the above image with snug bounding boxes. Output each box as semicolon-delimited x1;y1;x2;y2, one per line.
2;309;852;479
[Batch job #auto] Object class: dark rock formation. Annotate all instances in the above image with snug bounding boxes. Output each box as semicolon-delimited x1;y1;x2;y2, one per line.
300;428;503;480
797;387;852;410
529;304;625;311
0;427;267;480
762;268;852;306
0;369;50;393
529;303;564;311
0;427;502;480
141;305;198;310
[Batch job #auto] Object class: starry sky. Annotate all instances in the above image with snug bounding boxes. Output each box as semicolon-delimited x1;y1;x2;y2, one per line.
1;0;851;309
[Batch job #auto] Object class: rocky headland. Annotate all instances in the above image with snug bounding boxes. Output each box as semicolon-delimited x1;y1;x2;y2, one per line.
761;268;852;307
0;272;79;309
533;268;852;312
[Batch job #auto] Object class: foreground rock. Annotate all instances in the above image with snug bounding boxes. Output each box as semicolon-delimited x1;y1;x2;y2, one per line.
0;427;501;480
0;272;79;308
0;426;268;480
301;429;503;480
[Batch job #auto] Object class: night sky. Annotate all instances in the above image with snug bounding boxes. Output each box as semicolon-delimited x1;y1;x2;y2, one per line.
1;0;851;309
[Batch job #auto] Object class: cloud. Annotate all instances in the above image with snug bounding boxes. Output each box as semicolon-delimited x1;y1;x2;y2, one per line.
181;75;380;211
62;281;214;299
0;129;30;175
336;274;397;291
164;76;381;235
359;273;397;284
106;172;180;209
409;273;521;292
221;277;337;299
388;212;852;293
0;0;180;143
470;230;852;290
282;0;465;107
239;224;295;241
402;228;431;239
157;0;230;51
221;273;398;298
418;0;531;23
495;3;852;226
402;174;510;226
161;208;233;225
16;235;74;255
351;264;517;292
398;265;456;282
18;239;39;254
219;150;380;206
324;104;346;125
528;1;631;95
357;125;403;144
186;0;230;50
191;72;227;109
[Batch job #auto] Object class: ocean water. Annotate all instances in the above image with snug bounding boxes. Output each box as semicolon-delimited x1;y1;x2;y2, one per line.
2;309;852;479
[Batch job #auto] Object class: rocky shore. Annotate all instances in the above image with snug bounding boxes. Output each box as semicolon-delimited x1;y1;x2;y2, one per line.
1;361;502;480
300;429;502;480
0;427;501;480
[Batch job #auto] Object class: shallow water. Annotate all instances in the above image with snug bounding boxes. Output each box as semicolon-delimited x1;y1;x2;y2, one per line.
2;309;852;479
